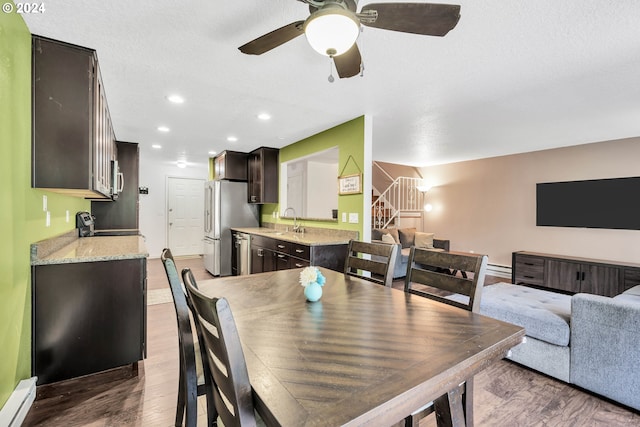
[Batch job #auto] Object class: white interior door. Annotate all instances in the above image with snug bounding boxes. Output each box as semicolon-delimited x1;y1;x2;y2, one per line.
168;177;205;256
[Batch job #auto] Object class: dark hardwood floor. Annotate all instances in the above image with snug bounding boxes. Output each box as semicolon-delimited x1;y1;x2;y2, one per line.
23;257;640;426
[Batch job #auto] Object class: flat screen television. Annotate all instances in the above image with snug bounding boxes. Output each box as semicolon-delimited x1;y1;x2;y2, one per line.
536;177;640;231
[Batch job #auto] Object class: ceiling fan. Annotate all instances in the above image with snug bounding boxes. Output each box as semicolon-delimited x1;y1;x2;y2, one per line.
238;0;461;79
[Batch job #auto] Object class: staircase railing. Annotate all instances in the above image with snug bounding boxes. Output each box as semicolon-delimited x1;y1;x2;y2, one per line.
372;177;425;229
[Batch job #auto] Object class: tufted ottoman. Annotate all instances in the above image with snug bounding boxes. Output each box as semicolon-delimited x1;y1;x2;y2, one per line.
473;282;572;382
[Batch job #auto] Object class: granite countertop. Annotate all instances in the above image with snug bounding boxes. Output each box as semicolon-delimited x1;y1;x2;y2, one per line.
231;227;355;246
32;232;148;265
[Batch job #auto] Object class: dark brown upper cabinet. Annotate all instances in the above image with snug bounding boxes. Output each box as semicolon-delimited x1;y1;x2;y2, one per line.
214;150;248;181
32;35;116;199
248;147;279;204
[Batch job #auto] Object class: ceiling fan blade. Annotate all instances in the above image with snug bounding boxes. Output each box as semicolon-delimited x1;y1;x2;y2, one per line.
333;43;362;78
238;21;305;55
360;3;461;36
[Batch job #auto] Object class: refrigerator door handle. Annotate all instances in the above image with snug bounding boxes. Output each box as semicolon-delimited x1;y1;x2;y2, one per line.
204;186;210;233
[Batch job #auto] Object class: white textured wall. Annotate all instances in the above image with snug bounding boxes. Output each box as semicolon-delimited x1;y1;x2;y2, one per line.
419;137;640;267
139;155;208;258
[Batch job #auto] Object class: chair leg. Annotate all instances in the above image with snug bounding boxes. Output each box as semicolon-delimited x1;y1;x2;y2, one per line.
200;383;217;426
175;352;186;427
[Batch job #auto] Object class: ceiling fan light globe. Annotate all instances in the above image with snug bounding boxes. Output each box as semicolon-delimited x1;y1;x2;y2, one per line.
304;8;360;57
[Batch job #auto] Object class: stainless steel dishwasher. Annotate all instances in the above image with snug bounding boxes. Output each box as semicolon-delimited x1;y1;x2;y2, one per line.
235;232;251;275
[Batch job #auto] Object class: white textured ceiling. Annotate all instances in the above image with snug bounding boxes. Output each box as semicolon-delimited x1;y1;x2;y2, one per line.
22;1;640;168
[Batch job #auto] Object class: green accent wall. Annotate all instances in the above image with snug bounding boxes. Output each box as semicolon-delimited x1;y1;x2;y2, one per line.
0;9;90;408
261;116;365;238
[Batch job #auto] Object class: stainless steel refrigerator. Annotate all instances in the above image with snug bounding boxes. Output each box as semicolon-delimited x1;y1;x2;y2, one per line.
203;180;259;276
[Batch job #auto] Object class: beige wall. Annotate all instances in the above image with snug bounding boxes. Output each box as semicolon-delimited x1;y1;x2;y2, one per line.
419;137;640;267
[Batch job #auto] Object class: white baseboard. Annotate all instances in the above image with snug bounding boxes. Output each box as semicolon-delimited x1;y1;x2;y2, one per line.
0;377;37;427
486;263;512;279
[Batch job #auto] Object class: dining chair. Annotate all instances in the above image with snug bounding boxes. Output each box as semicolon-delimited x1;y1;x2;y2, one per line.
182;267;261;427
403;248;489;427
344;239;398;287
161;248;215;427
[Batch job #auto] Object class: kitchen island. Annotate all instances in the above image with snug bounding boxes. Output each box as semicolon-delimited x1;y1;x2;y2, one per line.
232;226;357;273
31;231;148;385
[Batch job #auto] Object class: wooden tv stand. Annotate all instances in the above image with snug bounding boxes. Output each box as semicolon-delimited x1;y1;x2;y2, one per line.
512;251;640;297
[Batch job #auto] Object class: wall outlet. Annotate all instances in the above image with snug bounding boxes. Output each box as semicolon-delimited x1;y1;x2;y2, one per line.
342;212;347;222
348;213;359;224
45;211;50;227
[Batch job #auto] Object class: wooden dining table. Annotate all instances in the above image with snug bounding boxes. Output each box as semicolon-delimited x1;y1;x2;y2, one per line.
197;267;524;426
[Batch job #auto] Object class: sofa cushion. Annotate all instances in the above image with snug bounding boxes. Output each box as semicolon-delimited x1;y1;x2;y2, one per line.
381;233;396;244
414;232;435;249
374;228;399;244
398;228;416;248
477;283;572;346
614;285;640;304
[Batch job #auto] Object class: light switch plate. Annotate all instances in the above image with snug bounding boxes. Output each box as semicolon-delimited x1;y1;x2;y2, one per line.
348;213;359;224
45;211;50;227
342;212;347;222
42;195;47;211
66;210;70;223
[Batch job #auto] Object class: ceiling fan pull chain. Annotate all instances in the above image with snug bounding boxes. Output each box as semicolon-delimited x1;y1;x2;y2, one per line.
328;57;335;83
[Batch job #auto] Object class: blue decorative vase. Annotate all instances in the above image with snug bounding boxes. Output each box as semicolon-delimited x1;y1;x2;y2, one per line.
304;282;323;302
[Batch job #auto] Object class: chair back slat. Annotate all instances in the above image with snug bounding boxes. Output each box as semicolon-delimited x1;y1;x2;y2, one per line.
347;256;388;277
409;268;475;296
411;249;481;273
183;268;257;427
405;247;488;312
344;239;398;287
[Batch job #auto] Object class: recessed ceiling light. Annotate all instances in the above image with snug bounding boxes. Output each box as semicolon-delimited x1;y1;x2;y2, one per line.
258;113;271;121
157;126;170;132
166;94;185;104
208;151;216;155
152;144;162;149
227;136;238;142
176;160;187;169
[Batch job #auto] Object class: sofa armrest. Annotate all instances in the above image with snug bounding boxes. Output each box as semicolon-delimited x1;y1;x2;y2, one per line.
434;239;450;251
570;293;640;410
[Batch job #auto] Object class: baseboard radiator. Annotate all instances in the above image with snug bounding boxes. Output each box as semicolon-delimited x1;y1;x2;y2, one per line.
0;377;37;427
486;263;512;279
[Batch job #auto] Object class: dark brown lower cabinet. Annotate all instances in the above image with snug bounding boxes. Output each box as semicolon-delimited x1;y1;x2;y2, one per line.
250;234;345;274
32;258;147;385
545;259;620;295
513;251;638;297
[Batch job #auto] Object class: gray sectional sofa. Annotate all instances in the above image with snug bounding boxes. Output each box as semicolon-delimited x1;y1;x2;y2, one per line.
371;227;450;278
470;283;640;411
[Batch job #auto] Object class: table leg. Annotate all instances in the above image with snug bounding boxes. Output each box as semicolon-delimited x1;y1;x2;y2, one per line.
434;385;466;427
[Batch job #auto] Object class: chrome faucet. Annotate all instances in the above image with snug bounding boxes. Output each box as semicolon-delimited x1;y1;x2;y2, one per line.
283;207;299;232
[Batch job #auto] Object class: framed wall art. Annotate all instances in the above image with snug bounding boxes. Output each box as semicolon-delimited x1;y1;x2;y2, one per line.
338;173;362;195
